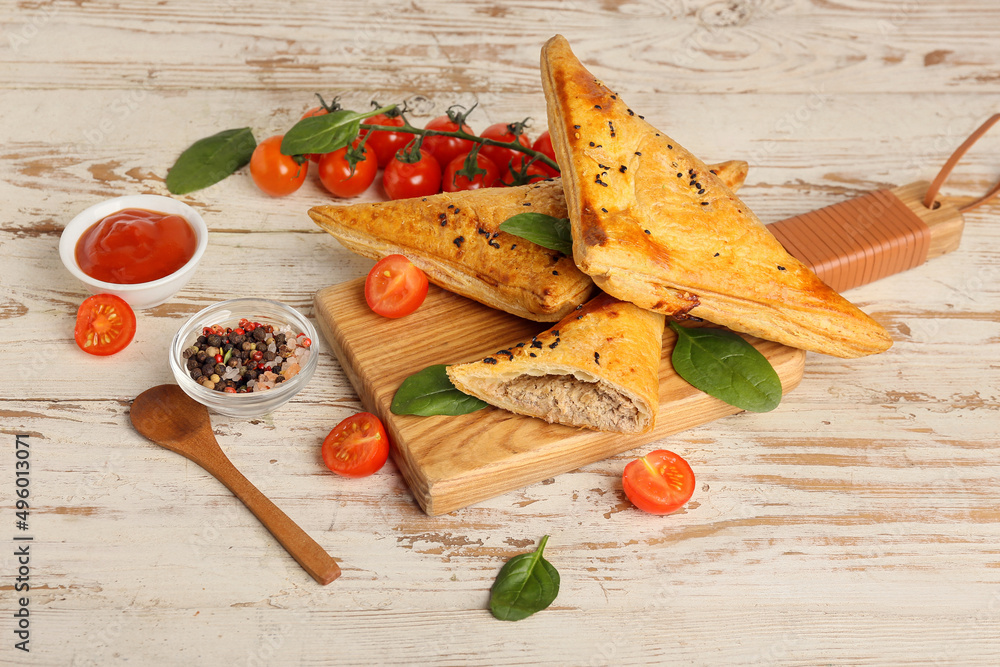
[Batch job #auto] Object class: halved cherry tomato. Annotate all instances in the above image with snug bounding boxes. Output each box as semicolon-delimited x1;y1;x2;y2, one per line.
531;131;560;177
422;115;475;169
479;122;531;175
443;152;499;192
364;254;429;318
73;294;136;356
360;113;410;167
321;412;390;478
300;106;328;163
622;449;696;515
498;160;551;187
317;142;377;198
250;135;308;197
382;149;441;200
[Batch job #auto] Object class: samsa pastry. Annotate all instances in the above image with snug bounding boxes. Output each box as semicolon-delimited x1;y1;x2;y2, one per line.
540;34;892;358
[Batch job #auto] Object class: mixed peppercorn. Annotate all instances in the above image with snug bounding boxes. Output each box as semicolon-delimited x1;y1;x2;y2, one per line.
182;318;311;393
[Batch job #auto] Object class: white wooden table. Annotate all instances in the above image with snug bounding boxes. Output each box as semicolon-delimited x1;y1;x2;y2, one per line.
3;1;999;664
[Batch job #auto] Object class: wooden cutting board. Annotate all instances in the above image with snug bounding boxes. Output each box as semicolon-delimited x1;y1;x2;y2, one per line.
314;280;805;515
313;180;966;515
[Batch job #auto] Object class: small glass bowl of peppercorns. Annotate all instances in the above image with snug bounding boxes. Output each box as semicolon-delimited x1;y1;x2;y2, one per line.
169;298;319;417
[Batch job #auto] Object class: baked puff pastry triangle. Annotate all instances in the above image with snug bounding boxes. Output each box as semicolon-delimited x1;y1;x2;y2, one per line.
447;292;664;433
309;160;748;323
310;179;593;322
540;34;892;359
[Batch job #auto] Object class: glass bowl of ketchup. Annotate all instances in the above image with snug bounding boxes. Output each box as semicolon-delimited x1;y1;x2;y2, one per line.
59;195;208;309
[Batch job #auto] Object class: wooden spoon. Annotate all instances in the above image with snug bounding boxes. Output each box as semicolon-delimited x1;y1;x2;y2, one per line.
130;384;341;585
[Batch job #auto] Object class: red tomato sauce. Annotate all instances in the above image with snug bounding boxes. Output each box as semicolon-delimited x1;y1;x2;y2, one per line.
75;208;197;284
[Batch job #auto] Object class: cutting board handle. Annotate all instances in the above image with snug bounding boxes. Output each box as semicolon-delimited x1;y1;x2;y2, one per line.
766;181;961;293
766;114;1000;293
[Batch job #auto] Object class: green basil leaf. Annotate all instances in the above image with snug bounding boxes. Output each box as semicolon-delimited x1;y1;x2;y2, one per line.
498;213;574;255
669;322;782;412
281;106;392;156
390;364;488;416
166;127;256;195
490;535;560;622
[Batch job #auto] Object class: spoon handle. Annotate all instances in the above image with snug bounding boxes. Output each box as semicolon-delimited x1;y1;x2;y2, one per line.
204;450;341;585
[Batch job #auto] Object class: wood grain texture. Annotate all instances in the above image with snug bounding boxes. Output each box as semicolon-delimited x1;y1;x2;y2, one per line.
130;385;342;585
2;0;1000;665
315;280;804;515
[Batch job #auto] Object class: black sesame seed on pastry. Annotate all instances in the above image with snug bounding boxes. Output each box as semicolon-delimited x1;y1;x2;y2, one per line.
540;34;893;358
309;161;749;323
310;179;592;322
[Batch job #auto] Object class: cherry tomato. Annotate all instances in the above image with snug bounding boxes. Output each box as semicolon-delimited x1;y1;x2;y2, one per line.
422;115;475;169
73;294;136;356
498;160;551;187
479;122;531;175
622;450;696;515
364;254;429;318
250;135;308;197
360;113;410;167
317;143;377;198
300;106;328;163
382;149;442;200
443;152;499;192
321;412;390;478
531;131;560;177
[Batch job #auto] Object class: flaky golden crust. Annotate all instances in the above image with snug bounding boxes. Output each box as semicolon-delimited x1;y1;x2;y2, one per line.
447;292;664;433
309;160;747;323
541;34;892;358
309;180;593;321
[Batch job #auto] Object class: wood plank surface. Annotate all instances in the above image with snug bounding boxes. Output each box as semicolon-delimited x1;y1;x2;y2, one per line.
315;280;804;515
2;1;1000;665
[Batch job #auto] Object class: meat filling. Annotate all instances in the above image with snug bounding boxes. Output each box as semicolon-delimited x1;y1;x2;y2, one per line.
493;373;641;432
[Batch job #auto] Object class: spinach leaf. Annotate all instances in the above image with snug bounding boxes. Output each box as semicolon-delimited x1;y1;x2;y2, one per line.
498;212;574;255
668;322;782;412
166;127;256;194
280;106;393;157
490;535;560;622
390;364;487;416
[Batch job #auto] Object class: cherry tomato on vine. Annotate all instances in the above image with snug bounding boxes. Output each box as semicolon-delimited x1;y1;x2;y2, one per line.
422;115;475;169
364;254;429;318
360;113;410;167
498;160;550;187
321;412;390;478
300;106;328;163
74;294;136;356
479;122;531;175
383;149;442;200
317;143;377;198
622;450;696;515
531;131;560;177
249;135;308;197
443;152;499;192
